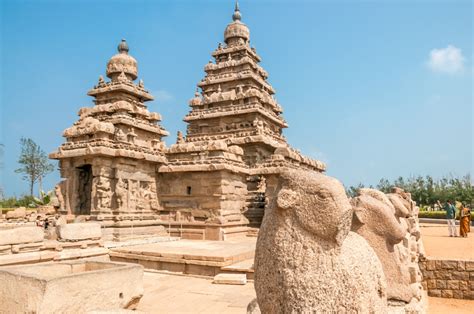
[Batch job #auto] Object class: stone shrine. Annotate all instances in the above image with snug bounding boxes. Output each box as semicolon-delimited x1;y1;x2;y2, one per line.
50;39;169;240
50;4;325;241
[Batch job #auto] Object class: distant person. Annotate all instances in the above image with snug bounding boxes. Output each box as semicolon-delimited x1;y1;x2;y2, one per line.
444;200;457;237
43;219;49;230
459;203;470;237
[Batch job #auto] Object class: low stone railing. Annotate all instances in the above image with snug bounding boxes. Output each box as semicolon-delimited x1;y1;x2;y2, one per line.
419;257;474;300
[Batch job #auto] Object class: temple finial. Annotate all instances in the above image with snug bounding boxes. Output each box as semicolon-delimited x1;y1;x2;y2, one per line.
232;1;241;21
117;39;129;54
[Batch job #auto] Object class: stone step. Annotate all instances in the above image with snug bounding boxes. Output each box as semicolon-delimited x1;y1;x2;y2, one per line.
213;273;247;285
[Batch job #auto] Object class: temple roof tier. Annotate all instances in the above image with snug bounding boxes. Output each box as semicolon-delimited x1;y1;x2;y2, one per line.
88;80;154;102
198;71;275;94
78;101;163;123
50;141;167;163
183;105;287;128
211;44;261;63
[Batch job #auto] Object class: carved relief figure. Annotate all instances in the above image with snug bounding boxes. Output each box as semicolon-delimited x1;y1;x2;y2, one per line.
115;128;127;142
95;177;112;210
115;178;128;210
128;180;138;211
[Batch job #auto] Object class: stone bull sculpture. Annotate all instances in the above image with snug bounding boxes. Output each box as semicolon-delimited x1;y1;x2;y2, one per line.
254;169;388;313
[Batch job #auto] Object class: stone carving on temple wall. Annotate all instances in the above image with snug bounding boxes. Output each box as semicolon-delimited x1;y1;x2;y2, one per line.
95;177;112;211
115;127;127;142
254;169;387;313
127;128;137;144
114;178;128;210
54;182;66;211
63;117;115;138
176;131;185;144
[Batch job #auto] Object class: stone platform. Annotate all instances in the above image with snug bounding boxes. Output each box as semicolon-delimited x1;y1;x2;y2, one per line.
109;238;256;277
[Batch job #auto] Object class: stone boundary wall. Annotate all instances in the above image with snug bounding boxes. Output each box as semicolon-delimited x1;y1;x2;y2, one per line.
419;257;474;300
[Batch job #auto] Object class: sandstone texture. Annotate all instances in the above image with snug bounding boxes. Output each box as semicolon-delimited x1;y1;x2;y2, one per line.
213;273;247;285
57;223;102;241
254;169;387;313
0;261;143;313
0;226;44;246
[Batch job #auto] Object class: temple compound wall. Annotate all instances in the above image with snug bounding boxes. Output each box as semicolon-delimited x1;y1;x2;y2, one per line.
50;5;325;241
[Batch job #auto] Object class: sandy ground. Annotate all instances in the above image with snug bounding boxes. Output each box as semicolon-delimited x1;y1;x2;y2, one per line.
420;223;474;260
137;272;256;313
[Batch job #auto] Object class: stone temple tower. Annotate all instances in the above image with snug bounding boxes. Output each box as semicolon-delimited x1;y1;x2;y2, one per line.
185;2;288;167
50;40;169;240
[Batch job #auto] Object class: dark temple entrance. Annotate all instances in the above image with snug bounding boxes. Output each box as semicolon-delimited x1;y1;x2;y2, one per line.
76;164;93;215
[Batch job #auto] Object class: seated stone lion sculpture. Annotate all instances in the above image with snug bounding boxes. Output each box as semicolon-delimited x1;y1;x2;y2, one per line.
254;169;387;313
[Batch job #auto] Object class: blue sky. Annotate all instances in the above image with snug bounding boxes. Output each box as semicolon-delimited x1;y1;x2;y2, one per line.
0;0;472;196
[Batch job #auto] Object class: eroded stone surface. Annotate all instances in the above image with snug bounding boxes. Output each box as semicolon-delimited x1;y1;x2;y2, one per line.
57;223;102;241
254;169;387;313
0;261;143;313
0;227;44;246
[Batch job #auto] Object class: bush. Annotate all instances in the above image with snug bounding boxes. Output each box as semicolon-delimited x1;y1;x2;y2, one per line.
418;210;474;220
0;195;37;209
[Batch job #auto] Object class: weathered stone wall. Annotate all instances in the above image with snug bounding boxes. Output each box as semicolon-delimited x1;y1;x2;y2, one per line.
419;257;474;300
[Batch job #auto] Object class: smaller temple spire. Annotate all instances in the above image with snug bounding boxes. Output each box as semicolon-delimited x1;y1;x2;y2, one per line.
117;39;129;54
232;1;241;21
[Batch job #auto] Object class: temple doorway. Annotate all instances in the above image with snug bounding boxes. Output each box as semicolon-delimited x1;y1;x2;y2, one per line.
76;164;92;215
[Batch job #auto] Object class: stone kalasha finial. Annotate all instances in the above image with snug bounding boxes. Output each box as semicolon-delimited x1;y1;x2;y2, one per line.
106;39;138;81
233;1;241;21
224;1;249;44
118;39;129;54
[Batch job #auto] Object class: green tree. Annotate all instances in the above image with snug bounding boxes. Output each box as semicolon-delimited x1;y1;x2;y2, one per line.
15;138;54;197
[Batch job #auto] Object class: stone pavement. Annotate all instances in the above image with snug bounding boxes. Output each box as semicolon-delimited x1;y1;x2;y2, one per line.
137;271;474;313
137;271;256;313
420;223;474;260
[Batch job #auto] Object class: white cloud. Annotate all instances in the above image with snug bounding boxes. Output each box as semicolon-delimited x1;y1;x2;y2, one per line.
153;90;173;102
427;45;465;74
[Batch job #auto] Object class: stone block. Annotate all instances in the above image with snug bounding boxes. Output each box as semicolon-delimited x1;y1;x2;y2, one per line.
470;280;474;290
0;227;44;246
458;281;468;291
0;245;11;255
428;289;441;297
446;280;459;290
423;271;434;279
57;223;102;241
425;260;436;271
435;270;452;280
465;261;474;271
457;261;465;270
426;279;436;289
453;290;465;300
440;260;457;270
6;207;26;220
441;290;453;298
452;271;469;281
11;242;43;254
0;261;144;313
436;280;446;289
464;291;474;300
213;273;247;285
